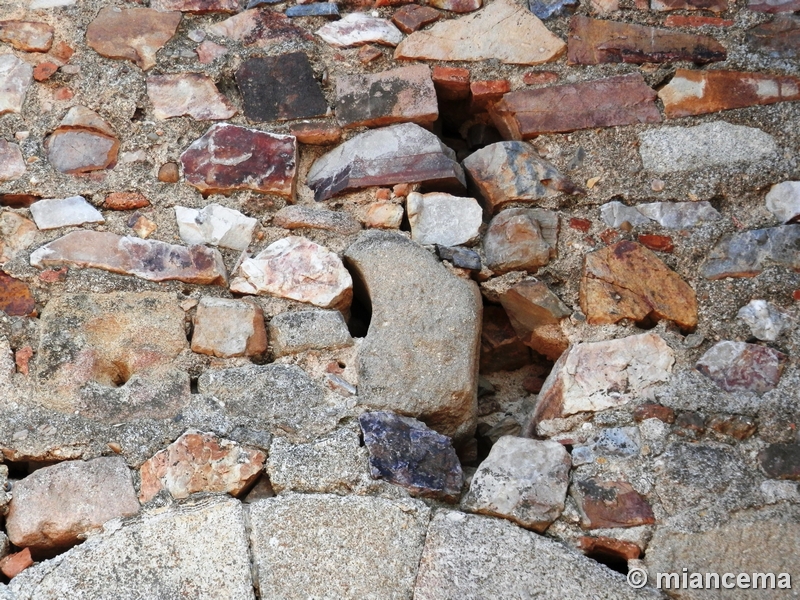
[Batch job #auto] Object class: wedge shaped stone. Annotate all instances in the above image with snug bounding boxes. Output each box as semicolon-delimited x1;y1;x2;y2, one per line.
306;123;465;202
29;196;104;230
702;225;800;279
147;73;236;120
394;0;565;64
207;9;313;48
317;13;403;47
0;55;33;116
0;20;54;52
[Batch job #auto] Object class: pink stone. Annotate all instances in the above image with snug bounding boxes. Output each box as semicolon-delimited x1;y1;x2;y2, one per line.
0;140;25;181
151;0;239;12
696;341;787;395
147;73;236;120
0;54;33;116
196;40;229;64
46;106;119;174
0;20;54;52
191;297;268;358
206;9;313;48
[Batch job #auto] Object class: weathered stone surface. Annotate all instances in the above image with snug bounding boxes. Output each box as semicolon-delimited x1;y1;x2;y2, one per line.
580;240;698;329
571;478;655;529
432;66;470;100
191;297;267;358
307;123;465;202
427;0;482;11
532;333;674;426
139;431;266;502
490;74;660;140
653;0;727;11
0;140;25;182
196;39;228;63
639;121;778;174
414;511;661;600
499;279;570;360
103;192;149;211
273;205;361;235
6;457;139;552
437;244;481;270
344;231;481;441
407;191;482;247
464;436;570;531
568;16;726;65
484;208;559;273
230;236;352;310
395;0;565;64
696;341;787;395
175;203;256;251
749;0;800;11
0;548;32;579
578;536;641;562
335;64;437;129
181;124;297;198
531;0;578;19
480;305;531;373
235;53;328;122
364;202;404;229
0;54;32;116
759;443;800;480
737;299;788;341
0;213;36;264
30;231;228;285
766;180;800;223
600;200;652;228
288;121;342;145
747;14;800;59
0;21;53;52
360;411;462;501
702;225;800;279
463;141;580;214
286;3;340;17
151;0;238;12
29;196;104;230
46;106;120;175
207;9;313;48
10;498;255;599
571;427;641;465
0;272;36;317
635;200;722;228
392;4;441;33
86;7;181;71
660;69;800;118
317;13;403;47
146;73;236;120
250;494;430;599
269;309;353;358
708;414;757;440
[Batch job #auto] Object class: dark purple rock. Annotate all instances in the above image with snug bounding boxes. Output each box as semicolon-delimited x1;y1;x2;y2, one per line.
759;443;800;480
359;411;463;502
696;341;787;395
286;3;339;17
529;0;578;20
235;53;328;123
436;245;481;271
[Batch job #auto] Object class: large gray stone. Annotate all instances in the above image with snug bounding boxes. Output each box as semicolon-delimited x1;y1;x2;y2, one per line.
702;225;800;279
269;309;353;358
10;497;255;600
406;192;482;247
413;511;663;599
344;231;481;441
249;494;430;599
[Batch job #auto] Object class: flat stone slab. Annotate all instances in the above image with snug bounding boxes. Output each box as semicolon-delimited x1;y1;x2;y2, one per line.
272;205;361;235
696;341;787;395
151;0;239;12
317;13;403;47
46;106;119;175
702;224;800;279
498;279;570;360
29;196;104;230
191;297;267;358
269;309;353;357
0;140;25;181
484;208;559;273
146;73;236;120
407;191;482;247
571;478;655;529
0;20;54;52
0;55;33;116
207;9;313;48
249;494;430;599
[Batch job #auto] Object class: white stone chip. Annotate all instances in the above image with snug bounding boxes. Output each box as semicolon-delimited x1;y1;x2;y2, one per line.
175;204;256;251
29;196;105;230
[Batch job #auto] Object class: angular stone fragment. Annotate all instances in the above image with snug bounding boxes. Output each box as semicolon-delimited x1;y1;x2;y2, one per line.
702;225;800;279
600;200;651;228
0;213;36;264
249;495;430;599
636;200;721;228
490;74;660;140
6;457;139;552
139;431;266;502
175;204;256;251
696;341;786;395
272;205;361;235
766;181;800;223
0;55;33;116
432;66;470;100
737;299;788;341
344;231;481;440
196;40;228;63
652;0;726;11
86;7;181;71
0;548;32;579
532;333;674;425
639;121;778;174
406;191;482;247
29;196;104;230
235;54;328;122
181;124;297;198
336;64;438;129
46;106;119;175
480;306;531;373
359;411;462;501
747;14;800;59
0;140;25;181
307;123;465;202
151;0;238;12
365;202;404;228
571;478;655;529
9;499;255;599
207;9;313;48
708;414;757;440
759;443;800;480
289;122;342;145
530;0;578;19
317;13;403;48
499;279;570;361
395;0;564;64
392;4;441;33
463;141;580;213
437;245;481;270
0;272;35;317
191;297;267;358
580;240;698;329
568;16;726;65
269;309;353;358
0;21;53;52
660;69;800;118
30;231;227;285
427;0;482;11
146;73;235;120
286;3;340;16
464;436;570;531
748;0;800;11
103;192;149;210
231;236;352;310
484;208;558;273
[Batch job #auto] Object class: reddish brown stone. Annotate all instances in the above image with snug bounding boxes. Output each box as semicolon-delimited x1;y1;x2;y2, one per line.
432;66;471;101
659;69;800;118
158;162;180;183
651;0;727;12
181;124;297;198
480;305;532;373
0;20;54;52
664;15;734;26
633;403;676;423
358;44;383;63
470;79;510;110
0;194;38;208
38;267;68;283
674;411;706;437
748;15;800;59
151;0;239;13
15;346;33;375
599;229;619;245
0;548;33;579
289;122;343;145
573;478;655;529
489;74;660;140
578;536;641;561
104;192;150;210
580;240;698;330
708;414;757;440
794;289;800;301
567;16;727;65
392;5;441;34
50;41;74;63
569;217;592;232
522;71;559;86
206;9;313;49
696;341;786;395
0;272;35;317
53;87;73;101
45;106;120;175
638;233;674;252
499;280;571;361
33;61;58;81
